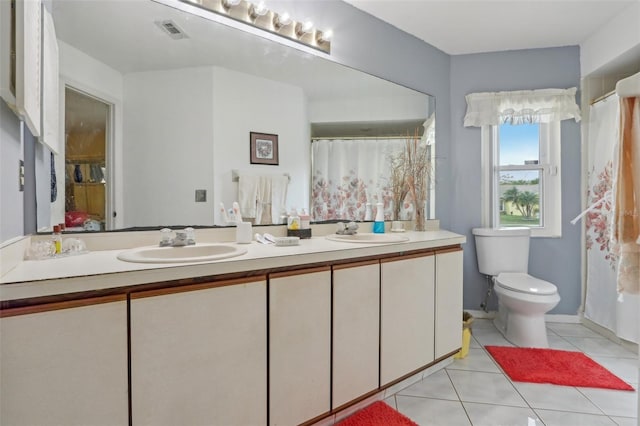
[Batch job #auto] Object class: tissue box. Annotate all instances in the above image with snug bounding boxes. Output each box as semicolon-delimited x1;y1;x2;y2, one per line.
287;228;312;239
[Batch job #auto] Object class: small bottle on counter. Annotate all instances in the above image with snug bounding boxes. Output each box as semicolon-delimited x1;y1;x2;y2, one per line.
373;202;385;234
52;225;62;254
299;209;310;229
287;208;300;230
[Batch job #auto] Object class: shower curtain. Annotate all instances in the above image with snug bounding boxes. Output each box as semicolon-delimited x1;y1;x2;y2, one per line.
584;94;639;343
311;138;405;221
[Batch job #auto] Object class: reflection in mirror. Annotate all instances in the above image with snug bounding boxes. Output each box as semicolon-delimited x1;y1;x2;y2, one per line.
42;0;434;231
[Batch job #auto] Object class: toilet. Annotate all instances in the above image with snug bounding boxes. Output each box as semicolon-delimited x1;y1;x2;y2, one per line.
472;227;560;348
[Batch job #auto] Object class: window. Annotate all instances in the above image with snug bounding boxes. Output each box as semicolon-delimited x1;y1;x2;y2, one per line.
481;121;561;237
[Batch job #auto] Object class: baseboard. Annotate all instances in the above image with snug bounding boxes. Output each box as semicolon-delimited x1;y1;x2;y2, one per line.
545;314;581;323
465;309;495;319
465;310;581;324
581;316;639;354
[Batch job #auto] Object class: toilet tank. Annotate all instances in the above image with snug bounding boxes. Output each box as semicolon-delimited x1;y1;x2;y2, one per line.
472;227;531;276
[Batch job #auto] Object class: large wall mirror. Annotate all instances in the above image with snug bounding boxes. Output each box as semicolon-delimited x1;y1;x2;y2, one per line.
43;0;434;231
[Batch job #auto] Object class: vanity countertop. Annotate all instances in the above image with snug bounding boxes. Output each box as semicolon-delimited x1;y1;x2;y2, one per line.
0;230;465;303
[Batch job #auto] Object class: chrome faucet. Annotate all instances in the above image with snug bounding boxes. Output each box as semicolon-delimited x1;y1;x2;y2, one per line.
159;228;196;247
335;221;359;235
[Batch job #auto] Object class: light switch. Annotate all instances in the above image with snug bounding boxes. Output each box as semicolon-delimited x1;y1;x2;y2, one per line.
19;160;24;191
195;189;206;202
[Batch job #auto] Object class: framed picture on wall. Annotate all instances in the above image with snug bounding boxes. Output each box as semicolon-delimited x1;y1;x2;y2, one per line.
250;132;279;165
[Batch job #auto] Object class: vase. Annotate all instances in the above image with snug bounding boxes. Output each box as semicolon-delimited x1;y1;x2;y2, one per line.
413;202;426;231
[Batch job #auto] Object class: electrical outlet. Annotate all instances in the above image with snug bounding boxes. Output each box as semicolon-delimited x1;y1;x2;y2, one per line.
195;189;207;202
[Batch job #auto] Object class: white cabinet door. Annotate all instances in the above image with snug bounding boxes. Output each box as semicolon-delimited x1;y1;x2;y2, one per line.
435;249;464;358
269;267;331;426
130;279;267;426
333;261;380;408
380;254;435;386
0;297;128;425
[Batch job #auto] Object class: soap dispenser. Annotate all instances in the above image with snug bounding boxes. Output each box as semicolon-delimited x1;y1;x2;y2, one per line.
373;202;385;233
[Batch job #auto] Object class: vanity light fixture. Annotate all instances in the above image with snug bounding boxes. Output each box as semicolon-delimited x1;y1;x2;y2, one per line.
179;0;331;54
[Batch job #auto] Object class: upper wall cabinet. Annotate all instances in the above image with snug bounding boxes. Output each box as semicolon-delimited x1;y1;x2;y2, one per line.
1;0;58;152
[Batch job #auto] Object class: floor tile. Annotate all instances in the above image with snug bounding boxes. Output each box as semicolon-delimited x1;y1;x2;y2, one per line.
591;355;639;386
512;382;603;414
471;319;498;330
472;328;514;347
546;322;603;338
463;402;542;426
395;395;471;426
563;337;638;358
398;369;459;400
447;370;527;407
546;334;583;351
578;387;638;418
447;348;501;373
384;395;397;409
470;335;482;349
609;415;639;426
535;409;618;426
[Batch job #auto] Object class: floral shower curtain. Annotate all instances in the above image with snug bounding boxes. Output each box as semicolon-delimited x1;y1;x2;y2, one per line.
584;94;639;343
311;138;406;221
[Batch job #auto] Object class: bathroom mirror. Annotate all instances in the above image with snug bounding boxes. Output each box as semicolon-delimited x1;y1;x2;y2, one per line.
42;0;434;231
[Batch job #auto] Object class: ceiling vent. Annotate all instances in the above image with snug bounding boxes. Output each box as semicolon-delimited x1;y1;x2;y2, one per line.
155;20;188;40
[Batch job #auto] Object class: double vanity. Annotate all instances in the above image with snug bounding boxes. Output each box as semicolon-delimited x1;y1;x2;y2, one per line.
0;224;465;425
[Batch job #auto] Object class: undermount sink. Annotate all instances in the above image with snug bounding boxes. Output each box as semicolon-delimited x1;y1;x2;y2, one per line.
117;243;247;263
325;233;410;244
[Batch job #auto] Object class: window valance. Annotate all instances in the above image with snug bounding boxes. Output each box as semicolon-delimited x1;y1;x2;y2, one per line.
464;87;581;127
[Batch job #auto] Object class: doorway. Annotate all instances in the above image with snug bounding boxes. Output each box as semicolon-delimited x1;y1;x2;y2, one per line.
64;87;111;231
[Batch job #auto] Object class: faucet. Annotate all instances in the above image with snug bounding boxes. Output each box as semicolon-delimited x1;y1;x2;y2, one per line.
335;221;359;235
159;228;196;247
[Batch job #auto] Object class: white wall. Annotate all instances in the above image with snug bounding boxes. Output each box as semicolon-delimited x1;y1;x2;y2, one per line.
57;40;124;228
123;67;215;227
580;2;640;77
309;92;428;125
213;67;309;223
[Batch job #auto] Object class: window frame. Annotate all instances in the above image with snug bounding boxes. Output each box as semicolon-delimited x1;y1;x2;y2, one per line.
481;121;561;238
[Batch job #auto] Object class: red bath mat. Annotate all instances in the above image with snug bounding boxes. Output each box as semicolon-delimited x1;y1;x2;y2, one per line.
486;345;634;391
336;401;417;426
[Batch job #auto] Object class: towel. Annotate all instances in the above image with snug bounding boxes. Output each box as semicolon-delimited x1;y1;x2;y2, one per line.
255;177;272;225
270;175;289;224
238;175;260;218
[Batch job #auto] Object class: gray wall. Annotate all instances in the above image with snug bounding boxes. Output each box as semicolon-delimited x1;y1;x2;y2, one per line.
449;47;582;314
1;100;24;242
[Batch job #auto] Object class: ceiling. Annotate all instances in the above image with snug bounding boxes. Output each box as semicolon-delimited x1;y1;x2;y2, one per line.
343;0;637;55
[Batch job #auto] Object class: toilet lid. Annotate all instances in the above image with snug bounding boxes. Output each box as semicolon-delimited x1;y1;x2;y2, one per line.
496;272;557;295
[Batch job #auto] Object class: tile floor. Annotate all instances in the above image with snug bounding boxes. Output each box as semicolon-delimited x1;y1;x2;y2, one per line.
384;319;639;426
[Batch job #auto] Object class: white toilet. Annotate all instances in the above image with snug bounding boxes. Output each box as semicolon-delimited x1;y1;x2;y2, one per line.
472;227;560;348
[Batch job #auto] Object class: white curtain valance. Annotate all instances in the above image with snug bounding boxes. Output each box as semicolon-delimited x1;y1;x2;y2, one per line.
464;87;581;127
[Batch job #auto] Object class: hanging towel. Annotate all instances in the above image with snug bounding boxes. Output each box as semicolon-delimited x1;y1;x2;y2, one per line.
238;174;260;219
255;177;272;225
270;175;289;225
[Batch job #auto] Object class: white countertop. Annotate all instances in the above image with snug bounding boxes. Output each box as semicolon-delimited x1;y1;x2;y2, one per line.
0;230;465;302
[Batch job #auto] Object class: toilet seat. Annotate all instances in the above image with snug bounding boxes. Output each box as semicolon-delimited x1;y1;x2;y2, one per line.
496;272;557;295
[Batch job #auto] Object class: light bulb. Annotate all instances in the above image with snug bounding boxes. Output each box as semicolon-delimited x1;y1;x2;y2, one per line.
317;29;333;44
273;12;291;29
249;1;268;19
296;19;313;36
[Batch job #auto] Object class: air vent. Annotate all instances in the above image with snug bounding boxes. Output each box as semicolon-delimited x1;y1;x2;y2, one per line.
155;20;188;40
